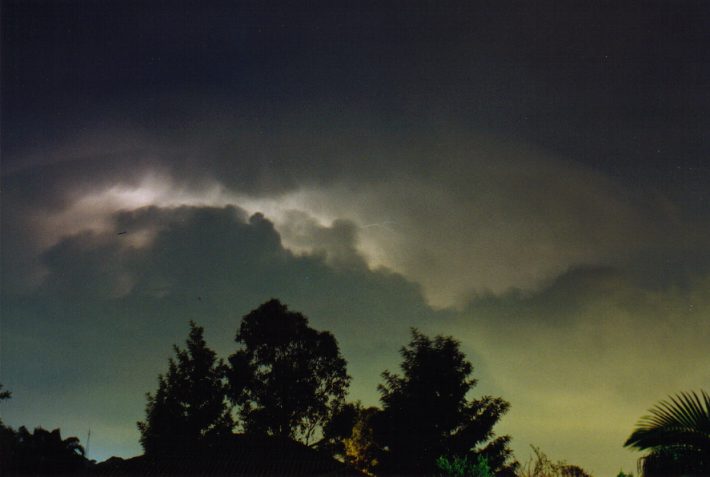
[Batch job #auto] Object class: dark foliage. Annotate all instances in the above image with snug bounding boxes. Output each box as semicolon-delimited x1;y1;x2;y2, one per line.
634;446;709;476
227;299;351;444
92;434;364;476
0;425;88;475
318;401;360;457
0;384;11;401
624;390;710;476
436;454;493;477
558;465;593;477
137;321;234;457
373;329;517;475
343;404;381;475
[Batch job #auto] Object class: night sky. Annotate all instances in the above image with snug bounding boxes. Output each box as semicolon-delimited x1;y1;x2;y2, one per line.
2;1;709;474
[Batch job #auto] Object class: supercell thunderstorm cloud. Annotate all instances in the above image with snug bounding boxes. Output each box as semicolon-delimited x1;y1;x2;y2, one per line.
2;1;709;474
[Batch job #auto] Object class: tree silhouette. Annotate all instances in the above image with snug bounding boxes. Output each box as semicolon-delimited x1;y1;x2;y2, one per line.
227;299;351;444
624;390;710;476
373;329;517;475
137;321;234;457
1;426;87;474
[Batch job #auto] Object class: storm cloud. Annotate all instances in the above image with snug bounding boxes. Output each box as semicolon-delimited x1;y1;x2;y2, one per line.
2;1;709;475
4;121;704;307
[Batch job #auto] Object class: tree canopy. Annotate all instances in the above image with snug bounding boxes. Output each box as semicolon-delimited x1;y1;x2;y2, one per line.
372;329;517;475
227;299;351;444
137;321;234;456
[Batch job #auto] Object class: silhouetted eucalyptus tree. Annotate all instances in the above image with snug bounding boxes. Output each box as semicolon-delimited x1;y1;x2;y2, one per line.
227;299;350;444
138;321;233;456
373;329;517;475
624;390;710;476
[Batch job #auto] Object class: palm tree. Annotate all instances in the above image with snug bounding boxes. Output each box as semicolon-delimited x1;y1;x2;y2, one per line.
624;390;710;476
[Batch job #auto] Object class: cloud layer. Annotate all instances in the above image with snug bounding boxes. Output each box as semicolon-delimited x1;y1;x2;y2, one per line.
5;122;704;307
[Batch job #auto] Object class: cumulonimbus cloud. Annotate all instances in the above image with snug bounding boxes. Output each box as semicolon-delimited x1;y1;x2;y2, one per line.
4;121;699;308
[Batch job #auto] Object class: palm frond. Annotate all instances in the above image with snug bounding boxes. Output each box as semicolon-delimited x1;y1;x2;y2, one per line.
624;390;710;452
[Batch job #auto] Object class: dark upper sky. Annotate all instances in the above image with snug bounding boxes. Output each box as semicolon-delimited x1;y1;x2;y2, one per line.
2;1;709;474
4;1;709;202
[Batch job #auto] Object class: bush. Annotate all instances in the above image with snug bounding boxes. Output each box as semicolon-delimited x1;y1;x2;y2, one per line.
437;455;494;477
